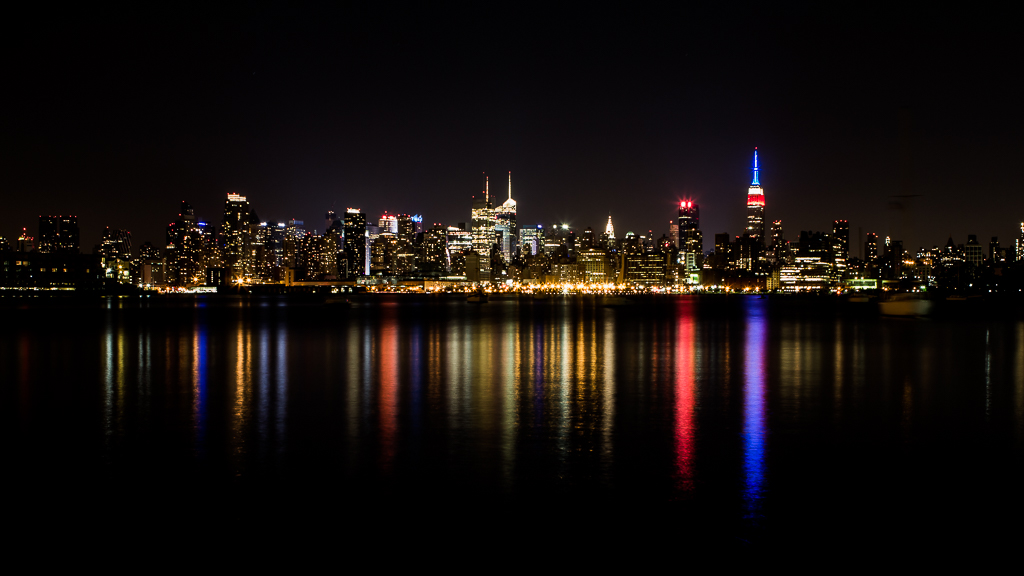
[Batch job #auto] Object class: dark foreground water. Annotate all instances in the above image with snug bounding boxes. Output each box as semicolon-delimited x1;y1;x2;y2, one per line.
4;294;1023;547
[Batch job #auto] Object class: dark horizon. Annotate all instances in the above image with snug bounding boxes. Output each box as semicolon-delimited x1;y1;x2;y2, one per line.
2;6;1022;253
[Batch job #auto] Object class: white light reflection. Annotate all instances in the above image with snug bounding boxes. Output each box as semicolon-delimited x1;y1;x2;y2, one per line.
601;311;615;476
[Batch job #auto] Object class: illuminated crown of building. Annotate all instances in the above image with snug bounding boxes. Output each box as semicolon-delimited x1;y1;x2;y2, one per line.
747;148;764;207
499;171;516;211
605;214;615;237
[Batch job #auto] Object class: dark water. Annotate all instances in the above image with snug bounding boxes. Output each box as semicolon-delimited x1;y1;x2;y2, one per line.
4;295;1023;545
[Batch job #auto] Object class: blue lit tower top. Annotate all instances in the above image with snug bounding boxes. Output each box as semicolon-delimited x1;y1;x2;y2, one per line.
751;147;760;186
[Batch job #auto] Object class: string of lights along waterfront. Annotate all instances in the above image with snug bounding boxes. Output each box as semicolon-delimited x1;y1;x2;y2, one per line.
2;149;1023;295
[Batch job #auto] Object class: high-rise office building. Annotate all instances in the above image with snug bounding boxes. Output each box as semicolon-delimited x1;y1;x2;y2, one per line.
38;215;80;254
544;224;575;257
96;227;133;284
222;193;254;282
714;233;731;255
581;226;596;249
678;201;702;270
423;224;448;272
396;214;415;243
446;225;473;276
379;212;398;234
832;220;849;271
343;209;367;277
768;220;787;264
471;175;495;281
745;149;765;245
96;227;132;261
325;211;341;234
17;228;35;252
865;232;878;263
166;201;206;285
602;215;617;250
678;201;699;235
1017;223;1024;262
493;172;517;263
519;225;543;257
989;237;1004;265
965;235;983;267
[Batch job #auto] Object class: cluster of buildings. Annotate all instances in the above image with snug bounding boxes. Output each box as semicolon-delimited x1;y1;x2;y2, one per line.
3;151;1024;294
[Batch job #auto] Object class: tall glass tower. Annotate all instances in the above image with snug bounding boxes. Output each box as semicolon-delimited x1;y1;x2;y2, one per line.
745;148;765;245
471;175;495;281
494;172;517;263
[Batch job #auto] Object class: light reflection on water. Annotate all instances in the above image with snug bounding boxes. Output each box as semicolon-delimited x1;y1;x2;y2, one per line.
742;297;766;517
6;295;1024;530
674;299;696;491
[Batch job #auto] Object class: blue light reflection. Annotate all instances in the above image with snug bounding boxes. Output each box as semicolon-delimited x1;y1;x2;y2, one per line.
743;297;767;517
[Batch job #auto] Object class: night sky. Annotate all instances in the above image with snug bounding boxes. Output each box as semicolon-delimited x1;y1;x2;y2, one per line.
3;6;1021;254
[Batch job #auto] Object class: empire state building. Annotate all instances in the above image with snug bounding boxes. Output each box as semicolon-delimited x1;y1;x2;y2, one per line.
745;148;765;244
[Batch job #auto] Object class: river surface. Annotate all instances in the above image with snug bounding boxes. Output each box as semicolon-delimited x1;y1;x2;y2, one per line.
4;294;1022;545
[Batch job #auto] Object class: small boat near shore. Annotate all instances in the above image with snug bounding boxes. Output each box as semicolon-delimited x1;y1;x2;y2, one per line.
467;288;488;303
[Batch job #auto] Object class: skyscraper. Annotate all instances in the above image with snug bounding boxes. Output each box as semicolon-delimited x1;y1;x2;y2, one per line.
423;224;448;272
325;210;341;234
493;172;517;263
519;225;543;257
166;201;205;286
745;148;765;245
17;228;35;252
768;220;786;263
97;227;132;261
965;235;983;267
379;212;398;234
97;227;133;284
471;174;495;281
832;219;849;270
865;232;878;263
38;215;80;254
222;192;253;282
343;208;367;277
677;201;699;236
1016;223;1024;262
603;215;616;249
678;200;702;270
446;225;473;275
396;214;415;242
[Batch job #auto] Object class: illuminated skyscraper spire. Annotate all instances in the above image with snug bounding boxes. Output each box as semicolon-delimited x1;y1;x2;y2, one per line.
605;214;615;238
485;175;489;204
751;147;760;186
745;147;766;255
495;171;517;263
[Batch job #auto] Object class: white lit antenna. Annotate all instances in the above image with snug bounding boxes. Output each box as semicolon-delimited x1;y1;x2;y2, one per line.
508;171;512;200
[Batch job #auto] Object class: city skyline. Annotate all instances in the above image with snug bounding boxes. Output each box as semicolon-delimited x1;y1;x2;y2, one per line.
6;144;1019;296
4;148;1019;264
